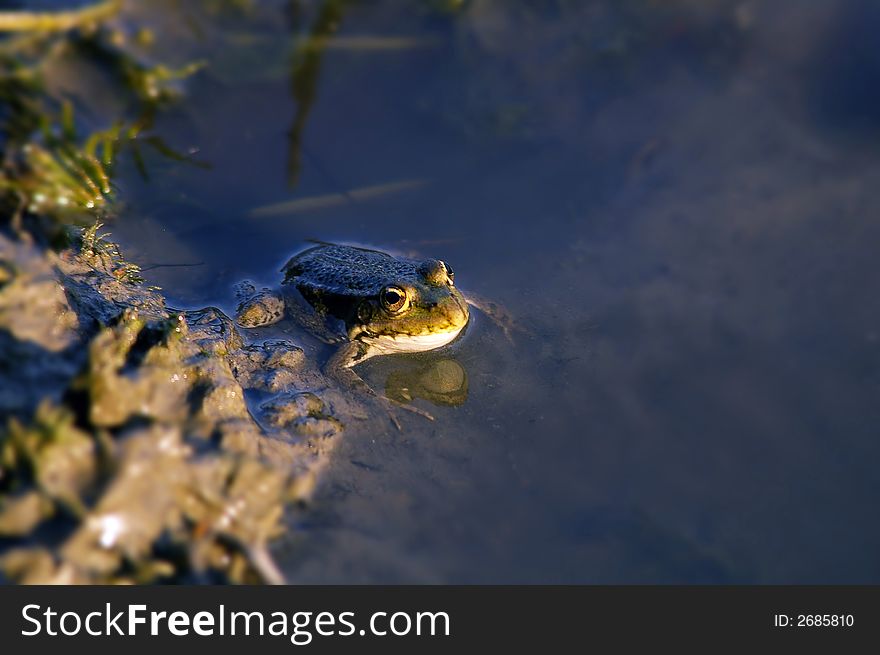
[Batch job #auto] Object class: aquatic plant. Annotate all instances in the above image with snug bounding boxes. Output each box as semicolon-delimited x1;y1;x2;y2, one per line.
0;0;121;33
79;220;144;284
0;0;203;232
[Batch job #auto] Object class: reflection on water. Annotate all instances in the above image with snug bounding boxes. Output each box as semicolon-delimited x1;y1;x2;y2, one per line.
385;357;468;407
287;0;345;188
106;0;880;583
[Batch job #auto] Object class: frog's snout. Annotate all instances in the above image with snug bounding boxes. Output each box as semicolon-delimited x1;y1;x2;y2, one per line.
445;292;470;327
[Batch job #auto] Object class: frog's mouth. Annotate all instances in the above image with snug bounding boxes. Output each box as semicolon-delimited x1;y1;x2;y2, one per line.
362;324;466;355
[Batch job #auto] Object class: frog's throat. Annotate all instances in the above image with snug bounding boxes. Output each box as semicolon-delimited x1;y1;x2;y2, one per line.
359;325;465;355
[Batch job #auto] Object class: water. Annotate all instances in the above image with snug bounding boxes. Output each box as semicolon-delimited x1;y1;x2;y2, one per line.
103;0;880;582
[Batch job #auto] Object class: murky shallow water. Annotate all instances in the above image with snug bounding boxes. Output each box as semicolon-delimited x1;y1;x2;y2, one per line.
97;0;880;582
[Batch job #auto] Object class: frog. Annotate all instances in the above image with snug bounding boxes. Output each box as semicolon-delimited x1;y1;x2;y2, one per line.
234;243;471;424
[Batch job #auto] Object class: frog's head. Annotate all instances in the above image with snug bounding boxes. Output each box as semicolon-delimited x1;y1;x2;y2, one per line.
350;258;469;354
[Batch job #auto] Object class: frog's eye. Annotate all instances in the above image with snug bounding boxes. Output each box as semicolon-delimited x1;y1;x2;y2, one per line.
380;285;408;313
441;261;455;285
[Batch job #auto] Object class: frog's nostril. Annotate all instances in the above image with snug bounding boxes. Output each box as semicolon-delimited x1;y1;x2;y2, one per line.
418;259;447;286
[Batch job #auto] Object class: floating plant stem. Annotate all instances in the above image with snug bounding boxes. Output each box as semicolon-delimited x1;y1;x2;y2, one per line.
0;0;121;33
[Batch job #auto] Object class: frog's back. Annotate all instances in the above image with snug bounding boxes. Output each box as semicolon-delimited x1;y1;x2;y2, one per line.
282;244;417;296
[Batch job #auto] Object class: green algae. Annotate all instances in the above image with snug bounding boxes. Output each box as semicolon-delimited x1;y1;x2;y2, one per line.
0;1;204;234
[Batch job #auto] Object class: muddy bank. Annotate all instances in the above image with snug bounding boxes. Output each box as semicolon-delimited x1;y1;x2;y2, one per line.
0;225;352;583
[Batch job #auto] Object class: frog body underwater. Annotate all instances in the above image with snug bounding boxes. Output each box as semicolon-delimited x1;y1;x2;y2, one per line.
235;244;469;399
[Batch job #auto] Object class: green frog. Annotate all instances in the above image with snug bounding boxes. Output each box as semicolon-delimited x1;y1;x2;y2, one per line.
235;244;470;415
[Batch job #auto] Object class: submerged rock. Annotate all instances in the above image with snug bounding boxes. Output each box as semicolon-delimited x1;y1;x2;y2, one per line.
260;391;344;439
